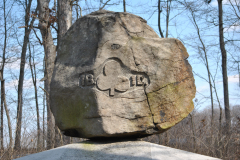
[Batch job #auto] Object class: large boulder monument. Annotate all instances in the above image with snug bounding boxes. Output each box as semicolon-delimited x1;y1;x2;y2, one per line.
50;10;196;139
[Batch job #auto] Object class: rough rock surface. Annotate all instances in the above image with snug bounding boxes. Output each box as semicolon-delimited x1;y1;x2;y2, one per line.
15;141;220;160
50;10;196;138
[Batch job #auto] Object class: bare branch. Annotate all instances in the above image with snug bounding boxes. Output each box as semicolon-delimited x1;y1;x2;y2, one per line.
33;29;42;45
100;0;111;10
39;86;49;96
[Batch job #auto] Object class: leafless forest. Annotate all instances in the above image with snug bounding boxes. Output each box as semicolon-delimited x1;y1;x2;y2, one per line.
0;0;239;160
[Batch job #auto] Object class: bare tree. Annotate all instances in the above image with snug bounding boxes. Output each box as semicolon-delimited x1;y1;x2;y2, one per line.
28;44;41;151
14;0;36;150
37;0;73;149
0;0;6;148
1;0;13;156
37;0;56;149
165;0;172;38
217;0;231;146
42;60;46;149
158;0;164;38
2;80;13;159
186;1;215;149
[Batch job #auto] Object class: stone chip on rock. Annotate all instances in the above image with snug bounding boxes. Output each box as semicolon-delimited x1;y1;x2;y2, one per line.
50;10;196;138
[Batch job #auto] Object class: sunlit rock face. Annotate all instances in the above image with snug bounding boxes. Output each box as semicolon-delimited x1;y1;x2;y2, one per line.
50;10;196;139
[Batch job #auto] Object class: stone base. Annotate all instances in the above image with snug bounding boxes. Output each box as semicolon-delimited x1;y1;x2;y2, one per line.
15;141;220;160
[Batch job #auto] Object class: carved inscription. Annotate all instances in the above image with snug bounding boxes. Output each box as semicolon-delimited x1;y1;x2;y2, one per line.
131;75;146;86
79;58;150;96
79;74;95;87
137;75;144;86
131;76;136;86
86;74;95;85
97;60;129;96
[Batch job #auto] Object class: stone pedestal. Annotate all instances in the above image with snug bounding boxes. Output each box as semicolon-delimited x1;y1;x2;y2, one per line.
15;141;220;160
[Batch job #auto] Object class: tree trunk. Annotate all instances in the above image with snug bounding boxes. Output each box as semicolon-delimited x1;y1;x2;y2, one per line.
1;0;8;151
3;80;13;158
54;125;61;148
14;0;34;150
42;79;46;149
190;114;196;152
210;73;223;157
1;1;13;153
54;125;63;148
158;0;164;38
38;0;57;149
123;0;126;12
218;0;231;156
57;0;72;145
58;0;72;42
218;0;231;133
238;57;240;87
164;131;169;146
187;3;215;150
165;0;171;38
0;81;3;151
14;32;27;150
44;31;56;150
29;44;41;151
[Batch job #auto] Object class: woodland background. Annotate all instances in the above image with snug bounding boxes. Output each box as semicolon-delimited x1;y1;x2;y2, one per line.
0;0;239;159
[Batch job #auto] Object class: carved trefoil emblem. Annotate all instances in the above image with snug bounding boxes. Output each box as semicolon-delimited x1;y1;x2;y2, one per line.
79;59;149;96
97;60;129;96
